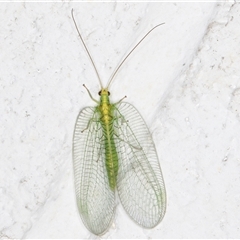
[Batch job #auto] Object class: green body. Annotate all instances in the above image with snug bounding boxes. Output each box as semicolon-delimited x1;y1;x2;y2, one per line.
73;90;166;235
98;89;118;190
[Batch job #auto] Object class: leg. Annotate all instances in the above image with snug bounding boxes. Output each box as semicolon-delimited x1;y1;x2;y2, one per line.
81;117;94;133
114;95;127;105
113;113;142;151
83;84;99;103
81;111;99;133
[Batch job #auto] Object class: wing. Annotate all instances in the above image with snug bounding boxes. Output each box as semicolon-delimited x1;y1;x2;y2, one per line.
73;107;115;235
114;102;166;228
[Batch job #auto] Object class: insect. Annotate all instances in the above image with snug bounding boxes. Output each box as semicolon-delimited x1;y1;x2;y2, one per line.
71;9;166;235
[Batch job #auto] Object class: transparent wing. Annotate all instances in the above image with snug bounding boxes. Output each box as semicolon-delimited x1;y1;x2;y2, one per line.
114;102;166;228
73;107;115;235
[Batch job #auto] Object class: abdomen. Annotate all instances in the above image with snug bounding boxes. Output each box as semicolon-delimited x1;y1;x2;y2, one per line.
103;123;118;190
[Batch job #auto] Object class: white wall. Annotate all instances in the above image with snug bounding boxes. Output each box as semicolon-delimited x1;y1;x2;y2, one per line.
1;1;240;238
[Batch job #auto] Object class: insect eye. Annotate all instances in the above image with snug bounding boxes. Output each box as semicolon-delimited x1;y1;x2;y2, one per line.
108;91;110;96
98;91;101;96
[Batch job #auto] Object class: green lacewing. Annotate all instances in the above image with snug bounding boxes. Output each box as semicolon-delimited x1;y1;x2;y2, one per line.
71;9;166;235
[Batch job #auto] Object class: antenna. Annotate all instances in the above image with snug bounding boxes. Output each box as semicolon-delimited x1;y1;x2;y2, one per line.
71;9;103;88
106;23;165;89
72;9;165;90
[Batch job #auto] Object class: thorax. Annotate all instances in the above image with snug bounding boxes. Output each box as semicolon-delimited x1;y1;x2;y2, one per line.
98;89;114;125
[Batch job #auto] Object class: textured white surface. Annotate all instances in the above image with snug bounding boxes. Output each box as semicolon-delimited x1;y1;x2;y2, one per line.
1;1;240;239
